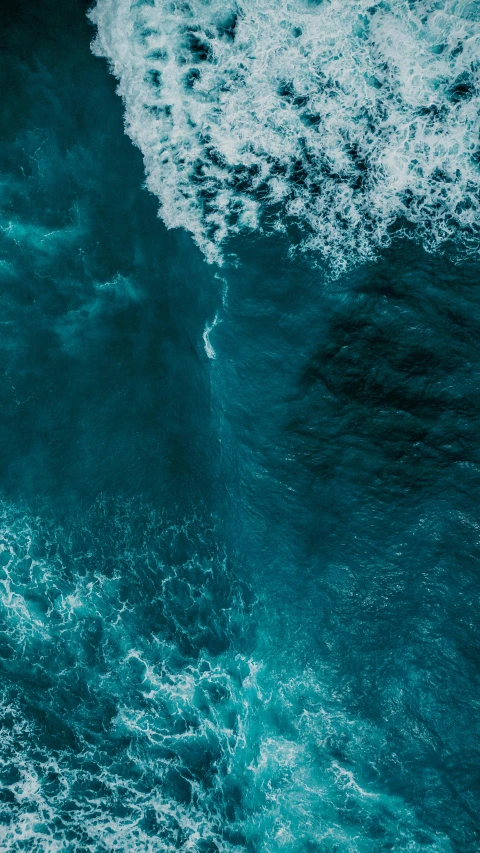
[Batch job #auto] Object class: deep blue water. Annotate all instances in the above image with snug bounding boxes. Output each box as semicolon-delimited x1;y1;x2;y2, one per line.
0;1;479;851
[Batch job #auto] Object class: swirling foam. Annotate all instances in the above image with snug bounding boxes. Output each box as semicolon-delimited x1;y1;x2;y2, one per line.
0;499;452;851
90;0;480;268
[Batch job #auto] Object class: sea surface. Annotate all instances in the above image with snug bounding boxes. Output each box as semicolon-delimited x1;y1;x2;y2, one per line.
0;1;479;851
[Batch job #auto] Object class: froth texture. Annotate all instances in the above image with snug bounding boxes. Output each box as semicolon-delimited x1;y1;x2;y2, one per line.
0;500;454;851
90;0;480;267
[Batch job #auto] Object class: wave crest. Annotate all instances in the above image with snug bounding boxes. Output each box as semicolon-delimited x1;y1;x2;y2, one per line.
90;0;480;268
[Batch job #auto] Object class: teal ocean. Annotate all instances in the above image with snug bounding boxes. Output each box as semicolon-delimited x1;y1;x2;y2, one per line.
0;1;479;851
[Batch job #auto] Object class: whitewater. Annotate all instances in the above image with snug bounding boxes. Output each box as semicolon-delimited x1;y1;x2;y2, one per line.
0;499;456;852
90;0;480;268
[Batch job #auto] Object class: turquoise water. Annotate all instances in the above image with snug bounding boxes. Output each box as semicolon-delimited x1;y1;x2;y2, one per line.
0;1;479;851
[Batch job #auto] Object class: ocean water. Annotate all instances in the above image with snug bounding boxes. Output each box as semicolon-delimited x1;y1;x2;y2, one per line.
0;1;479;851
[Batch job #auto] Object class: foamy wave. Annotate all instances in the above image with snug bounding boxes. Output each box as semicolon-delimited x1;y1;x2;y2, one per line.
0;499;451;851
89;0;480;268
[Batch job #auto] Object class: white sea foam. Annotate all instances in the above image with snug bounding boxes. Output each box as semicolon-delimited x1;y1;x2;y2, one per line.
0;499;453;851
203;313;219;359
90;0;480;269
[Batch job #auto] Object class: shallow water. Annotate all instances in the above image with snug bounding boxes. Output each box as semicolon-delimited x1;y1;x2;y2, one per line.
0;1;479;851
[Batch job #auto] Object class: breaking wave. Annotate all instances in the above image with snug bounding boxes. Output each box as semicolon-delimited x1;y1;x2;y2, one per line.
90;0;480;268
